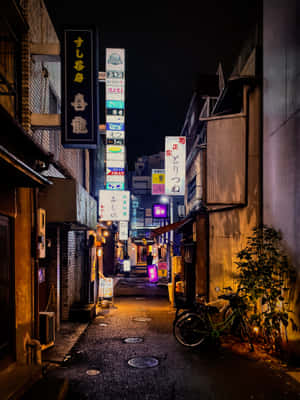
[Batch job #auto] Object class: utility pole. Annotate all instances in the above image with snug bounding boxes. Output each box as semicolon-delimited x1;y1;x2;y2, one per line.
168;197;174;282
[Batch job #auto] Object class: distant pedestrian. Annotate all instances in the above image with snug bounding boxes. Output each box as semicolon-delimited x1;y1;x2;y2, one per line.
146;252;153;265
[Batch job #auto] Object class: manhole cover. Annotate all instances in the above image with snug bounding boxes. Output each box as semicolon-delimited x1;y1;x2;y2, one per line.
98;323;108;327
86;369;101;376
128;356;159;369
123;337;144;344
132;317;152;322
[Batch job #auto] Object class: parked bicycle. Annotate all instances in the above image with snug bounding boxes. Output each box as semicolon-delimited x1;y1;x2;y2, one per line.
173;286;254;351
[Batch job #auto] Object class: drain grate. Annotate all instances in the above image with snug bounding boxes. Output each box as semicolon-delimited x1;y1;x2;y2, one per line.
86;369;101;376
123;337;144;344
128;356;159;369
132;317;152;322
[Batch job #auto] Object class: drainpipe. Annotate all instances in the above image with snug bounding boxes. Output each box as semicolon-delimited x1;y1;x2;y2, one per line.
33;187;40;340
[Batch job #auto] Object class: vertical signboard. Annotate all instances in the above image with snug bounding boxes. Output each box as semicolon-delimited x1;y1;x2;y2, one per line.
119;221;128;240
99;190;130;221
165;137;186;195
62;29;99;148
105;48;126;189
152;169;165;195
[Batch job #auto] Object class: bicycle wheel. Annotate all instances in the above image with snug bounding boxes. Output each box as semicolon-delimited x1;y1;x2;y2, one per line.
223;306;252;342
173;312;208;348
173;309;191;328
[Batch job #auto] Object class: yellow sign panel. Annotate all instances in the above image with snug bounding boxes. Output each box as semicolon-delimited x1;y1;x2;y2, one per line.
158;269;167;277
152;172;165;184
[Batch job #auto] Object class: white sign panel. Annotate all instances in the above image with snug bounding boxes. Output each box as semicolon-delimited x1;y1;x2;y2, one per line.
123;259;131;272
106;49;125;73
106;145;125;161
99;190;130;221
106;130;125;139
106;160;125;176
106;86;125;101
165;136;186;196
99;278;113;298
119;221;128;241
106;115;125;123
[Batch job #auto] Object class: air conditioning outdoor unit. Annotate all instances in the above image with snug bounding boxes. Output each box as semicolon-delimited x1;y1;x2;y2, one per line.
39;312;55;345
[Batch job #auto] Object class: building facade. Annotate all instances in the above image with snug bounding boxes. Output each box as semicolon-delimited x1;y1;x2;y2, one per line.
0;1;98;397
263;0;300;355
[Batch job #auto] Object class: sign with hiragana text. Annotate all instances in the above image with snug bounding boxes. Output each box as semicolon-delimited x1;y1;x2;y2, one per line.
99;190;130;221
62;29;99;148
165;137;186;195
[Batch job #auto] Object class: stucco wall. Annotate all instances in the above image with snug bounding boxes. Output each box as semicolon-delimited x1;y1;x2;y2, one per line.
263;0;300;347
209;85;261;300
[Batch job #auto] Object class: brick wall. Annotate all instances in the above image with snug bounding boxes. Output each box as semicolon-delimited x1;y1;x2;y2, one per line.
27;0;86;186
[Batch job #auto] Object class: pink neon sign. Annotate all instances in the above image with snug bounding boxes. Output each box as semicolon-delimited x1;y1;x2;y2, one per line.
147;265;158;283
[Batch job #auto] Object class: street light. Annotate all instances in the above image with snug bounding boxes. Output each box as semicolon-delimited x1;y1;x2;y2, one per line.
160;196;169;204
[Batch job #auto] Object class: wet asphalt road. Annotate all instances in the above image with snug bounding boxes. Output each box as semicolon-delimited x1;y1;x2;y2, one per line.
46;277;300;400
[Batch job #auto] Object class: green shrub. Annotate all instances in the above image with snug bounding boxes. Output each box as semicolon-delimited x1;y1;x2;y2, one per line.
235;225;297;352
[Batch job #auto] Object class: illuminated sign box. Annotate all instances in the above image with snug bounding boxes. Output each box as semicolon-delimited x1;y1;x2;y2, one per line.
152;204;168;219
99;278;113;298
62;28;99;148
106;145;125;161
99;190;130;221
119;221;128;240
152;169;165;195
165;136;186;195
123;259;131;272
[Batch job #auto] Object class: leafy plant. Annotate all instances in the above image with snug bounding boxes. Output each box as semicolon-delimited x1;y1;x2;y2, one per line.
235;225;297;352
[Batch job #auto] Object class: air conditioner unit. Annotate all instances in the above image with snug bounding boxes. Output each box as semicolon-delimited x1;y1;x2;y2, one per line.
177;205;185;218
39;312;55;345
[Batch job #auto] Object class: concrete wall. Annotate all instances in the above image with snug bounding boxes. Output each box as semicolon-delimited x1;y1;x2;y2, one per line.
209;85;261;300
263;0;300;347
207;115;246;204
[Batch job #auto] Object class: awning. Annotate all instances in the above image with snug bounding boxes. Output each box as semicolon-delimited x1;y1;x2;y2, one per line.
0;145;51;187
151;216;193;238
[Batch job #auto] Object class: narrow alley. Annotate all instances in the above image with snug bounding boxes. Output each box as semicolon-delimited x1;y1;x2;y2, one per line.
28;277;300;400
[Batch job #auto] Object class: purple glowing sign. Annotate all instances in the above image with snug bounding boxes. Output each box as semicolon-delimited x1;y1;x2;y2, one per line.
152;204;168;218
147;265;158;283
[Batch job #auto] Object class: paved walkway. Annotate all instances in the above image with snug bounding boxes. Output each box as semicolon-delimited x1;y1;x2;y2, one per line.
24;277;300;400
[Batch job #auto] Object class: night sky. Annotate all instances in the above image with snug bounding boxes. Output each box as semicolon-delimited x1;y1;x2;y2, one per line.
44;0;259;170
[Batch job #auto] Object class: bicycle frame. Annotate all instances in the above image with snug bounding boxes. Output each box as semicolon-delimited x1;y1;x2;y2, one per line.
173;288;254;350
